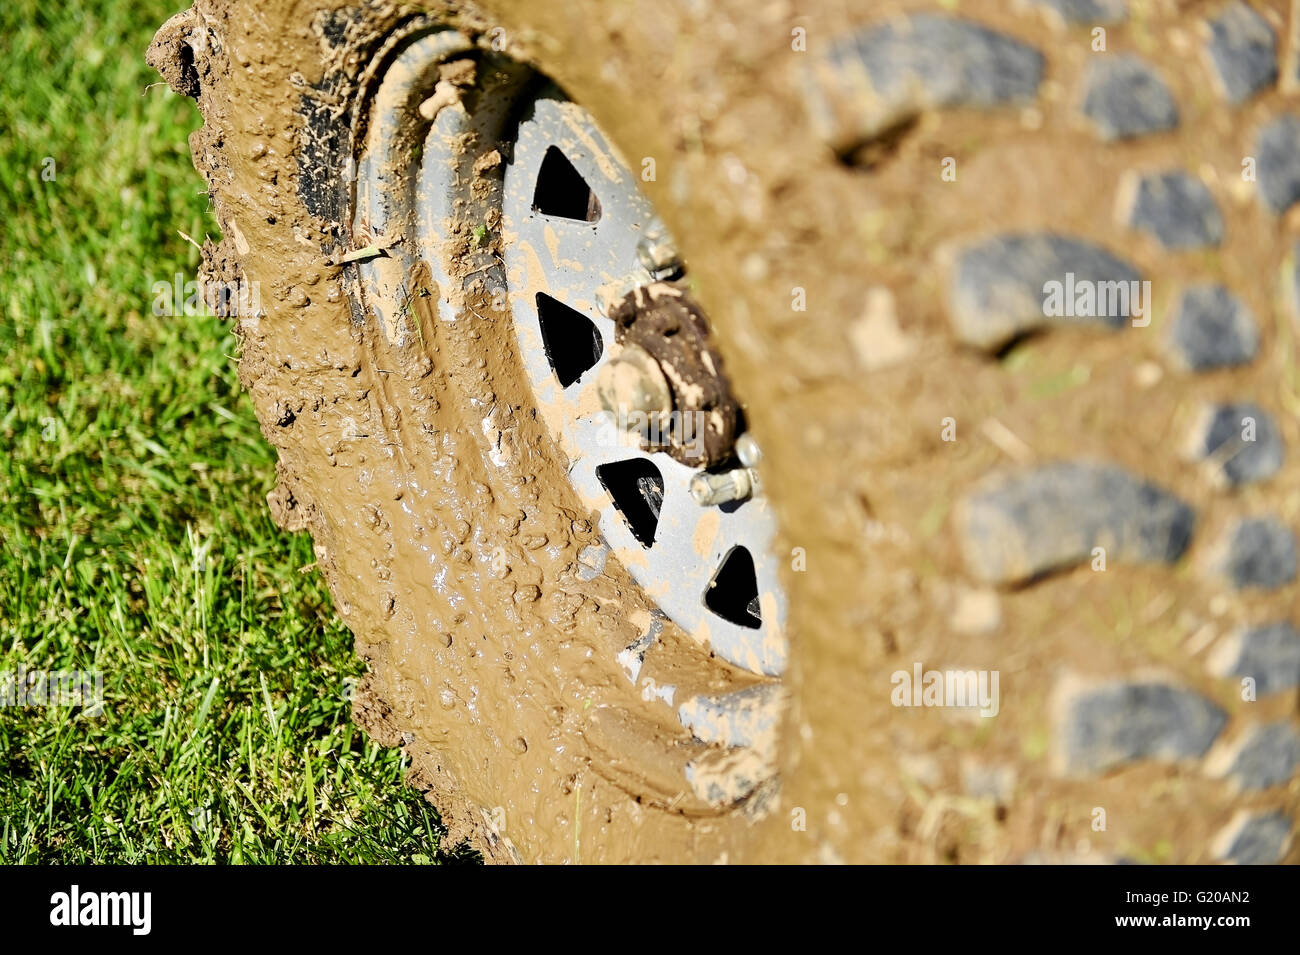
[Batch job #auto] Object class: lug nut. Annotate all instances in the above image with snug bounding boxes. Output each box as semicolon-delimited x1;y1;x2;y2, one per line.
690;467;758;506
596;275;638;319
735;433;762;468
636;234;681;278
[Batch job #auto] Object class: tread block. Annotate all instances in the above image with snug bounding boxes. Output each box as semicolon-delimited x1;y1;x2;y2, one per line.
1080;54;1179;140
804;14;1044;148
1255;114;1300;213
1054;678;1227;774
1186;402;1283;486
1123;170;1224;250
1210;518;1297;590
1205;1;1278;104
949;233;1140;349
1165;285;1258;371
1209;622;1300;693
958;462;1194;584
1025;0;1127;27
1212;811;1292;864
1209;721;1300;791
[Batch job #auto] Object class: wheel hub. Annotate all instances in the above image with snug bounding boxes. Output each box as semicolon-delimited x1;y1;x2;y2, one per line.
500;87;787;676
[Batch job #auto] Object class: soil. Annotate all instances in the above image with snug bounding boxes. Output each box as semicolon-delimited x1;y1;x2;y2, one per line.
609;282;742;466
149;0;1300;863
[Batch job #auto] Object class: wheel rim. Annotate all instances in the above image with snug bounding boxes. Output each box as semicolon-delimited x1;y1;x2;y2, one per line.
500;91;788;677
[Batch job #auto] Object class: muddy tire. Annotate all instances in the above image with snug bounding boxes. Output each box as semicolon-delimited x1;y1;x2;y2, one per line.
150;0;1300;864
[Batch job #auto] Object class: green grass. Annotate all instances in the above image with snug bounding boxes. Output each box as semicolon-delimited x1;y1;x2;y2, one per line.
0;0;470;863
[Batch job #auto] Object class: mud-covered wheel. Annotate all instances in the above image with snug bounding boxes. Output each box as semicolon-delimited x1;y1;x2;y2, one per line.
152;0;1300;864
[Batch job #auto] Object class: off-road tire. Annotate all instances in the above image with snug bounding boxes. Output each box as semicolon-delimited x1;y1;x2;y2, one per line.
150;0;1300;864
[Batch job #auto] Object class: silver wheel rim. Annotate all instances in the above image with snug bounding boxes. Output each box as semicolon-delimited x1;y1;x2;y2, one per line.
499;91;787;677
